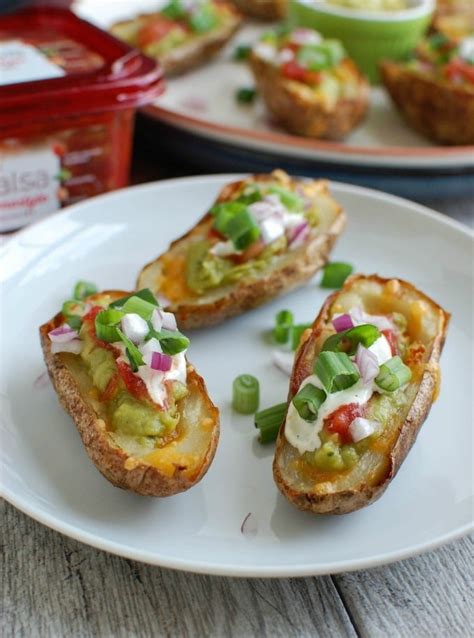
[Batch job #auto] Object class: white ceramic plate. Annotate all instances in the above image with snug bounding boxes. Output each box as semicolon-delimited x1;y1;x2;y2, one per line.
1;175;472;577
75;0;474;171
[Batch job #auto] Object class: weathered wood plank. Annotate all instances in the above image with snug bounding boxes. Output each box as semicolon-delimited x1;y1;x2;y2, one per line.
333;534;473;638
1;502;356;638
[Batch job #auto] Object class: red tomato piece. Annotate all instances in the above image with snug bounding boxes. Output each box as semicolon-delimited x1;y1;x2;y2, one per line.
137;17;184;47
444;59;474;84
117;360;149;400
381;329;398;356
282;60;308;82
100;374;119;402
324;403;363;444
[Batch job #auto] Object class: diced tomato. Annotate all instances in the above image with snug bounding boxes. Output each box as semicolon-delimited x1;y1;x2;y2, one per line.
82;305;102;323
281;60;321;85
381;329;398;356
444;59;474;85
117;360;149;401
208;227;225;240
137;17;185;47
324;403;363;444
100;374;119;402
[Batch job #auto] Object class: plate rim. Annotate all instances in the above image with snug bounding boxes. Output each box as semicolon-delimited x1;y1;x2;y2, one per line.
1;174;473;577
145;105;474;170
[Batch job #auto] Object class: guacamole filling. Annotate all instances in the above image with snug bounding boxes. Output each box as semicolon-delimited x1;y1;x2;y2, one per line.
252;27;361;100
185;178;320;294
48;288;191;448
284;308;420;472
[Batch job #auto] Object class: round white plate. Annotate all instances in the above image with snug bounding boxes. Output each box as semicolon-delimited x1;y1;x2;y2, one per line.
1;176;472;577
75;0;474;171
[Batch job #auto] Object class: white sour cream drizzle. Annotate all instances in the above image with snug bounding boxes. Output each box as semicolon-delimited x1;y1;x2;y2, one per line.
284;334;392;454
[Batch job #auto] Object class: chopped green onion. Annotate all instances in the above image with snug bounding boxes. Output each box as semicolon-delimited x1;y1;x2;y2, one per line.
73;280;98;301
236;87;257;104
148;327;190;355
211;201;247;234
375;356;412;392
62;300;85;330
255;402;287;443
297;44;331;71
116;328;144;372
161;0;185;19
322;324;380;355
314;351;360;393
120;296;157;321
273;309;294;344
236;186;263;206
189;5;218;32
233;44;251;61
320;262;353;289
233;374;260;414
225;208;260;250
110;288;158;309
292;384;326;422
291;323;311;351
95;309;124;343
268;185;303;211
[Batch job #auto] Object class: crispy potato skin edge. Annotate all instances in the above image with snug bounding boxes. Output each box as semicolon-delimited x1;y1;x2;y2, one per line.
39;294;220;497
380;60;474;145
250;55;370;140
273;274;450;515
138;175;346;329
231;0;287;19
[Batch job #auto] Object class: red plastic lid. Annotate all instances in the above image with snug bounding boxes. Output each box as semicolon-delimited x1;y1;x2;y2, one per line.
0;7;164;126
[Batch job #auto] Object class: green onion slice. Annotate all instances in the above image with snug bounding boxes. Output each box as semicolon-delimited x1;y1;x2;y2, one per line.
73;280;98;301
314;351;360;393
161;0;186;19
120;296;157;321
189;4;218;32
375;356;411;392
322;324;380;355
255;402;287;443
62;300;85;330
225;208;260;250
236;87;257;104
320;262;353;289
292;384;326;422
268;185;303;211
110;289;158;310
149;328;190;355
116;328;144;372
232;374;260;414
273;309;294;344
291;323;312;351
95;309;124;343
233;44;251;61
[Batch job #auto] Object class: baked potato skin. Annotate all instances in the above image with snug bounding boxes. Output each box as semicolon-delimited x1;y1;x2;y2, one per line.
138;173;346;329
111;8;241;76
231;0;287;19
273;275;450;515
380;60;474;145
40;292;219;497
249;55;370;140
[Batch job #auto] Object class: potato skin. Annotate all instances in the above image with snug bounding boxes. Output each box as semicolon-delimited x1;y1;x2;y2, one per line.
231;0;287;19
111;7;241;76
273;275;450;515
137;172;346;329
249;55;369;140
380;60;474;145
40;292;219;497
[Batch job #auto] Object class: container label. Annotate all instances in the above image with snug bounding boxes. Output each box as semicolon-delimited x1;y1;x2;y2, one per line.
0;40;66;86
0;144;62;231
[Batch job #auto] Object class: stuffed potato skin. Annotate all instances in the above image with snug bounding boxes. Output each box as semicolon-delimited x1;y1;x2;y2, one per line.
250;55;369;140
138;171;346;329
231;0;287;19
273;275;450;515
40;291;219;497
380;60;474;145
110;4;241;76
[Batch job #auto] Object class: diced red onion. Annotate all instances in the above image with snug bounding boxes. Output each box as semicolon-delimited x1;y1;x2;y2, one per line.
51;340;82;355
272;350;294;376
150;352;172;372
349;417;379;443
289;221;309;247
48;325;78;343
350;306;393;331
355;344;380;385
332;314;354;333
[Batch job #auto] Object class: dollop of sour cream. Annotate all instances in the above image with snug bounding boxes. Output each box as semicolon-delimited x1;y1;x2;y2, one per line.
284;331;392;454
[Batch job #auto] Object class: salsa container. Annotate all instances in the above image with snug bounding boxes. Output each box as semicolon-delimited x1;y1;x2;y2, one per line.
0;7;164;232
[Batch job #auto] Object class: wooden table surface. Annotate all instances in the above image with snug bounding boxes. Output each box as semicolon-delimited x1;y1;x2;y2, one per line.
2;131;473;637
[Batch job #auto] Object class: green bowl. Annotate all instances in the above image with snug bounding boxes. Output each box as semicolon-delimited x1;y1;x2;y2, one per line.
289;0;434;83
